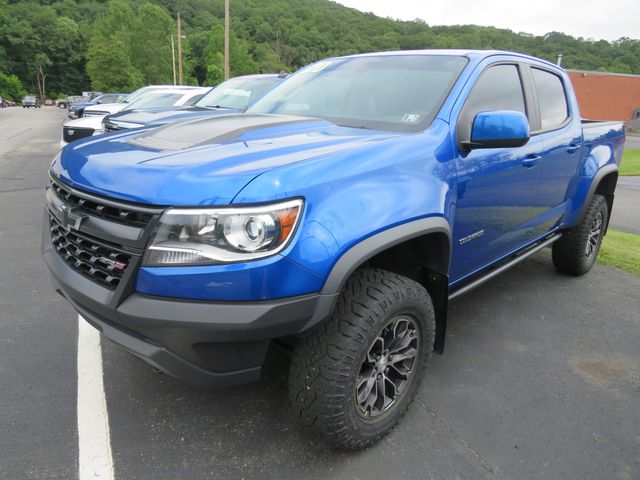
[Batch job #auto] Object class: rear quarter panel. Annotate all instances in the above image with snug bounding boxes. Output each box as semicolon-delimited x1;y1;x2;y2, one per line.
561;121;625;228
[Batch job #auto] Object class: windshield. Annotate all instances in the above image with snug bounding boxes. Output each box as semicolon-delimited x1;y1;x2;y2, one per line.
247;55;468;132
196;76;279;110
123;87;157;104
182;93;204;106
122;92;184;111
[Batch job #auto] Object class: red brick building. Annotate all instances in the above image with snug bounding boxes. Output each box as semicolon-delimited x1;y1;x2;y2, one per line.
567;70;640;121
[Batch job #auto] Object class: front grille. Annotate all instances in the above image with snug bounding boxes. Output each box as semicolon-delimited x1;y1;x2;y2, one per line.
51;180;153;228
49;214;131;289
63;126;94;143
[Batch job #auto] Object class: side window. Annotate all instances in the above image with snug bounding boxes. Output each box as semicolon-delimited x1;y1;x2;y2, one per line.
531;68;569;130
459;64;526;141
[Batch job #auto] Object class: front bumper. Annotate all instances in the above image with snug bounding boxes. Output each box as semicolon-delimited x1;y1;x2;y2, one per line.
42;207;336;387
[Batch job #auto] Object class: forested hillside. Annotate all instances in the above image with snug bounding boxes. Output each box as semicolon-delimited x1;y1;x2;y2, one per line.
0;0;638;99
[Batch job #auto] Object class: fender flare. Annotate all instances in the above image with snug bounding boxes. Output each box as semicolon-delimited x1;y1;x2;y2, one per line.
301;217;452;350
320;216;451;295
578;163;618;227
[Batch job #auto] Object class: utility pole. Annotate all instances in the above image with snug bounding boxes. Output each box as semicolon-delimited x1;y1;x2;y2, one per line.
224;0;230;80
177;13;184;85
557;54;563;67
171;35;176;85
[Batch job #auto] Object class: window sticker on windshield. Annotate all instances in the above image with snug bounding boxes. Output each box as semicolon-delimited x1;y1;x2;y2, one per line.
402;113;421;123
223;88;250;97
303;61;332;73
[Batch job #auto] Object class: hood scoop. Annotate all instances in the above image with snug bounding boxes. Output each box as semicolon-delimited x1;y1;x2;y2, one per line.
126;114;318;151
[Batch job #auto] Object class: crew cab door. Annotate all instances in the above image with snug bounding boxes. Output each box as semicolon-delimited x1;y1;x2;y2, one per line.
527;66;583;236
450;63;543;282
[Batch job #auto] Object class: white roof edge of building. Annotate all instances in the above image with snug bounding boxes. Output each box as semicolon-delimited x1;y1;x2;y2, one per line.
567;69;640;79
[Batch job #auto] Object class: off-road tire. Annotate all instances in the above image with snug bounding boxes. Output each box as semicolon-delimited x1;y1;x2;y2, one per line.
552;194;608;275
289;268;435;449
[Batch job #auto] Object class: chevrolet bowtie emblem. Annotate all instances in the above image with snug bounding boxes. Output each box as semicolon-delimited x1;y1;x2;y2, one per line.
56;203;88;231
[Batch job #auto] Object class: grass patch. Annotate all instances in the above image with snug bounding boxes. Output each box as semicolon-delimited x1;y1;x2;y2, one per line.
620;149;640;176
598;229;640;277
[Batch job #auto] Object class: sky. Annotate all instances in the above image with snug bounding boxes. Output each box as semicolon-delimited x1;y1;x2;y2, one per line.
334;0;639;41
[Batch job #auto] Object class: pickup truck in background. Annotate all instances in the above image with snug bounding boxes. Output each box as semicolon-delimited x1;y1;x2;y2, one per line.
100;74;284;133
22;95;41;108
43;50;624;450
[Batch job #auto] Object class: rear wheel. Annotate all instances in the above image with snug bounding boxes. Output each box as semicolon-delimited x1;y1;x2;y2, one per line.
552;194;608;275
289;268;435;449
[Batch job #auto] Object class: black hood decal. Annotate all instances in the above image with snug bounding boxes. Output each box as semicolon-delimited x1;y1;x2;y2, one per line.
126;114;318;151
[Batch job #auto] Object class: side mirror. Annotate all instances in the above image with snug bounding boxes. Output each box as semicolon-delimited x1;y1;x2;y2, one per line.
96;100;103;104
465;110;530;150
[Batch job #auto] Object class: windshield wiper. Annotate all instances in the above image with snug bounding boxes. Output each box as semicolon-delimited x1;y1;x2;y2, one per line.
204;104;235;110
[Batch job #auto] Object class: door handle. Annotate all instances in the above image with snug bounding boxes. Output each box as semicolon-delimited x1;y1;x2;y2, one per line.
522;156;541;168
567;144;581;154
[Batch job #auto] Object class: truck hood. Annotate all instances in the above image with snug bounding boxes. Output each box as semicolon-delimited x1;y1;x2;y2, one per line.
107;106;239;128
83;103;127;115
63;115;104;130
52;114;403;205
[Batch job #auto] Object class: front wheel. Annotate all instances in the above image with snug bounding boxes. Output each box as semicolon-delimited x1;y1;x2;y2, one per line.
289;268;435;449
552;194;608;275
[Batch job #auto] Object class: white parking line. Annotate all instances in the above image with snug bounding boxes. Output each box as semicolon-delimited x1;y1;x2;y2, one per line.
77;315;114;480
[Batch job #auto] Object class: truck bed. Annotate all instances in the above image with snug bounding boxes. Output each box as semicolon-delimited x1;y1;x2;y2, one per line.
581;119;625;148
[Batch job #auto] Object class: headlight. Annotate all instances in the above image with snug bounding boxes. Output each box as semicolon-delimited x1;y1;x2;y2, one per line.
143;199;303;266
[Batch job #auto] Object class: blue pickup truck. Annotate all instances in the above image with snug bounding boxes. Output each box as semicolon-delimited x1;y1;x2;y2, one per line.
43;50;624;449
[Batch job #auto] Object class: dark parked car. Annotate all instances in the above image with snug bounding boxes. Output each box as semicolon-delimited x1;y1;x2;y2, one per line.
22;95;40;108
68;93;128;119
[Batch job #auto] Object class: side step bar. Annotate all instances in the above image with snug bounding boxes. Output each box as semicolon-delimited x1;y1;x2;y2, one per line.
449;233;562;300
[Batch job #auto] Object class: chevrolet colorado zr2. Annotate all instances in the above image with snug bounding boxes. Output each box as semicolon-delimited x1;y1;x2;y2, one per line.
43;50;624;449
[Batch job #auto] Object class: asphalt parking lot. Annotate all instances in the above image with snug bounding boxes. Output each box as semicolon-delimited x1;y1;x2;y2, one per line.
611;173;640;235
1;107;639;480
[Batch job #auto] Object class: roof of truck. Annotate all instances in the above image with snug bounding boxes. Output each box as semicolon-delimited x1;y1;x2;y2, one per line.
336;49;559;69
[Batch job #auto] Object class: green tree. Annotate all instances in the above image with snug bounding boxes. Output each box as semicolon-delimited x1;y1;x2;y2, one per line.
183;30;210;85
0;72;27;101
32;53;51;101
252;43;287;73
85;0;143;90
204;24;258;85
131;3;174;85
0;2;86;94
87;39;143;91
